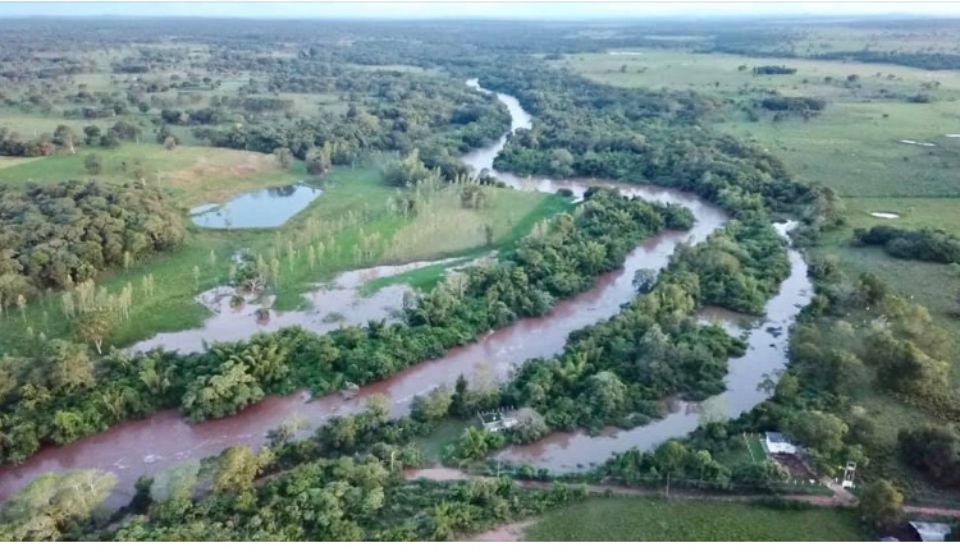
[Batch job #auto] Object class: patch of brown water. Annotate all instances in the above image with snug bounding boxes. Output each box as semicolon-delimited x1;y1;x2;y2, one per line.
129;256;468;355
0;187;724;509
0;81;768;513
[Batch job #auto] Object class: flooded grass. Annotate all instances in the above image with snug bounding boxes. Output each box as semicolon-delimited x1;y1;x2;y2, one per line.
524;497;865;541
0;164;562;354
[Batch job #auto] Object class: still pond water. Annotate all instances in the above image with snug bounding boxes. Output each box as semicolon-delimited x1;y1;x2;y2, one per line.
190;183;322;229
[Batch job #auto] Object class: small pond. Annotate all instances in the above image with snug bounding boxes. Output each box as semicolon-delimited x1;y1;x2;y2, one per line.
190;183;322;229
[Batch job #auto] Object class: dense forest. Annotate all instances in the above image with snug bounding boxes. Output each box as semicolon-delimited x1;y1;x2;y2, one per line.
0;181;185;306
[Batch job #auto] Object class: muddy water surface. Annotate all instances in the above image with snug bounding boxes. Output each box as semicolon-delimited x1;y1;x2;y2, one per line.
0;80;809;509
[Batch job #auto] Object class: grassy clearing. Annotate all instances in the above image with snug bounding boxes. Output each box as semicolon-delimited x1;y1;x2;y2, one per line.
523;497;865;541
718;103;960;199
815;238;960;376
412;419;472;464
843;197;960;235
0;143;306;205
0;156;42;170
360;190;573;296
557;50;960;100
359;258;474;297
0;111;135;137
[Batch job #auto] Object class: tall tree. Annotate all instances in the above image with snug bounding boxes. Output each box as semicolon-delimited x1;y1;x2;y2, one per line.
74;308;115;355
83;154;103;175
857;479;904;532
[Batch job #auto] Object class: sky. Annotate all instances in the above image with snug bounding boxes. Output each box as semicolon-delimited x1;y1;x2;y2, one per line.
0;1;958;20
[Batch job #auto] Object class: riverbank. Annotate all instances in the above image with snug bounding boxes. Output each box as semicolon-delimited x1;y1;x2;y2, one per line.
0;81;804;513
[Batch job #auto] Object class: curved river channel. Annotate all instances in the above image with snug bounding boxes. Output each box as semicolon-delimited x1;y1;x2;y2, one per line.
0;80;812;508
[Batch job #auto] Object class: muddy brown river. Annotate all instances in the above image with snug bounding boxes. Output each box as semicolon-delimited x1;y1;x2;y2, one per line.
0;80;811;508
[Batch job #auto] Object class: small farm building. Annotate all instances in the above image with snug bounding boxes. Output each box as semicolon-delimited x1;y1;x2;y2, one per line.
764;432;798;455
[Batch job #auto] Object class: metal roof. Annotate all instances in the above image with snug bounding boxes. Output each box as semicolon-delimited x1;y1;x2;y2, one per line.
765;431;789;443
909;521;952;542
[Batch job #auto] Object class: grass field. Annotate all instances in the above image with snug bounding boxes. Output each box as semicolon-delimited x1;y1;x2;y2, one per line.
843;197;960;235
557;50;960;199
0;143;307;205
523;497;865;541
0;164;569;354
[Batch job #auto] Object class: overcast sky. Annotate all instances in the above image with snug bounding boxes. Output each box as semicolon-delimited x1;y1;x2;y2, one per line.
1;1;958;20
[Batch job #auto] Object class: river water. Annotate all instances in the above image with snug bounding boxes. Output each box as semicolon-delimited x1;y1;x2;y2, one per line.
0;79;811;507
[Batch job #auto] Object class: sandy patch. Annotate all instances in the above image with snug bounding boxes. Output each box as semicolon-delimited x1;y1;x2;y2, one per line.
0;156;41;169
404;467;473;482
469;520;537;542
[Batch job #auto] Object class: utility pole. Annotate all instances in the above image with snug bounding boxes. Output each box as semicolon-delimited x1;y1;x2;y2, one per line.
665;473;670;498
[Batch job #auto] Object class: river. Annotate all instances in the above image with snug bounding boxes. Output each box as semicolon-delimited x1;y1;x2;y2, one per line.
0;80;811;508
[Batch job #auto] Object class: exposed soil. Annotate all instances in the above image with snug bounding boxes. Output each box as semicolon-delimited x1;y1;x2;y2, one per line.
468;520;537;541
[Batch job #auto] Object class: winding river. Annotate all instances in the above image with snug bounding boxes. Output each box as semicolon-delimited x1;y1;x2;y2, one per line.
0;80;811;508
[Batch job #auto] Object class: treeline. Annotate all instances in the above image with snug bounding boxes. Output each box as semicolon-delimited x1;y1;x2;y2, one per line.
0;127;57;157
758;96;827;114
0;189;690;465
813;51;960;71
596;438;795;493
0;180;185;306
0;121;145;158
853;225;960;264
752;65;797;75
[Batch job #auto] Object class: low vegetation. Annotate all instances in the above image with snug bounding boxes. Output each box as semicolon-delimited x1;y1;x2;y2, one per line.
524;497;864;541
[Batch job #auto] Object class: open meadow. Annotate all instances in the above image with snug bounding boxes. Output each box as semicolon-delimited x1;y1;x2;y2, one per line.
523;497;865;541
